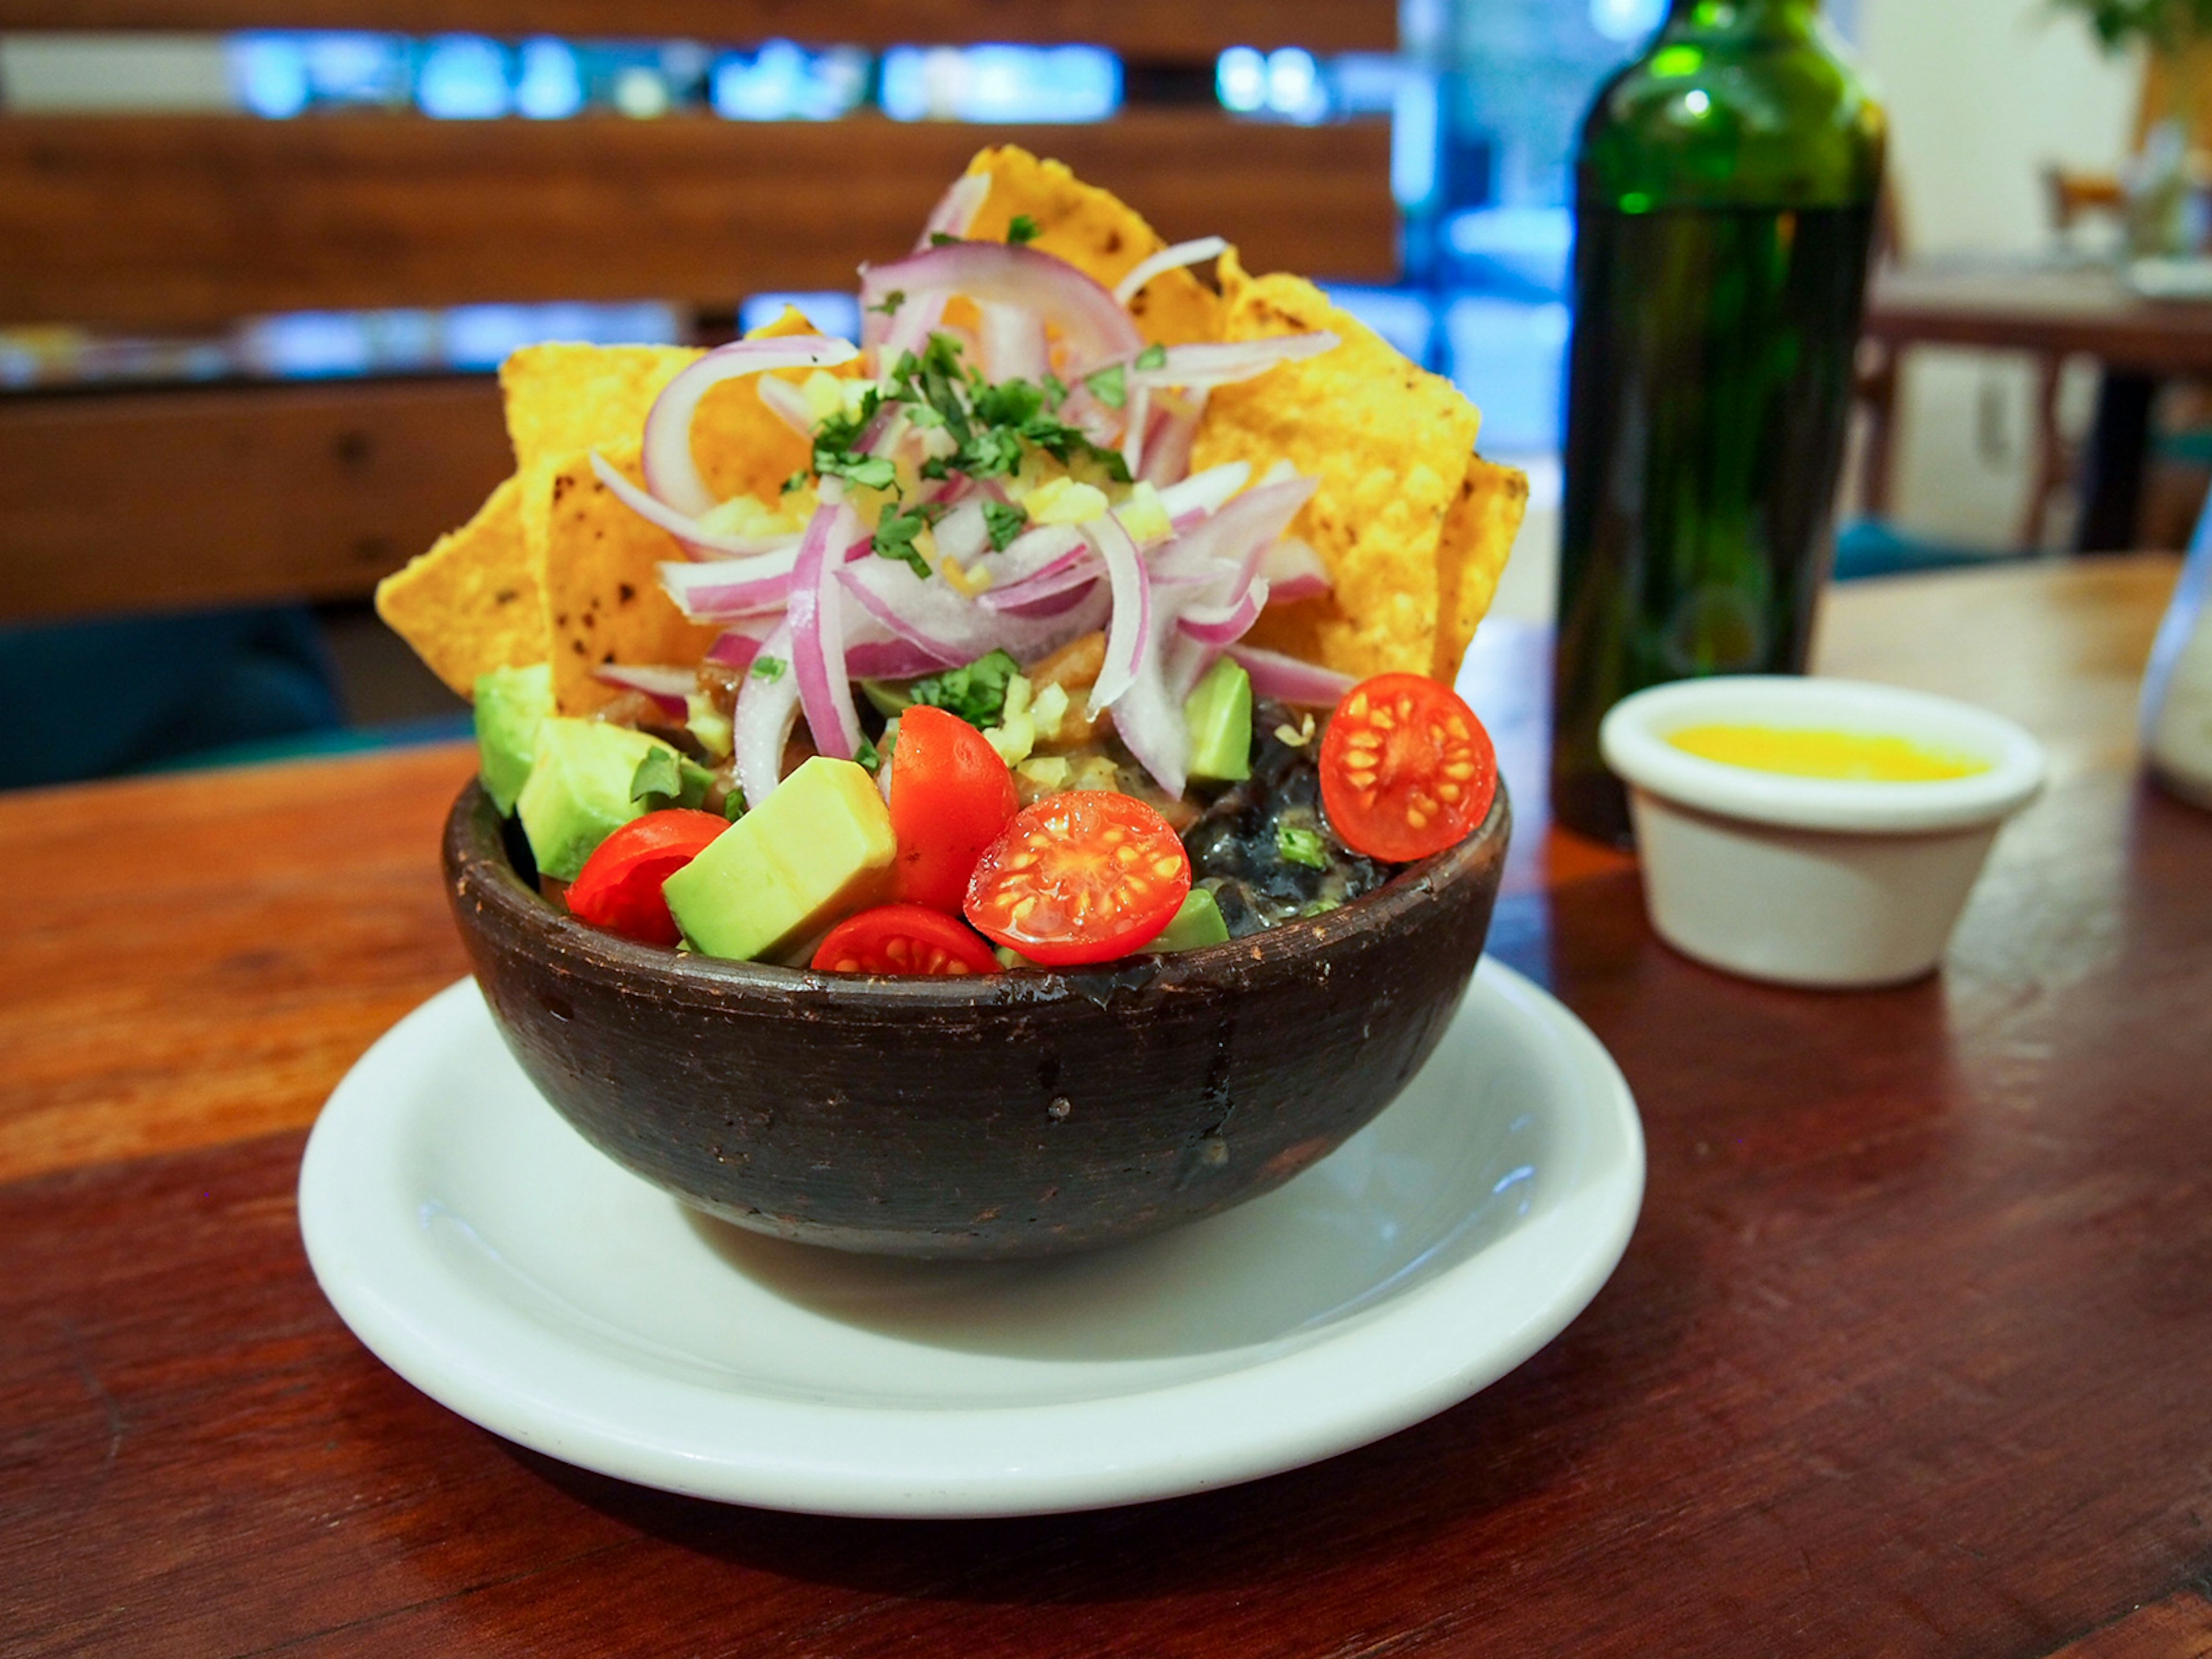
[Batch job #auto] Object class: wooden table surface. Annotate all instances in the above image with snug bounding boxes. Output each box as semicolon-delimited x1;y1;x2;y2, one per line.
1865;263;2212;374
7;558;2210;1659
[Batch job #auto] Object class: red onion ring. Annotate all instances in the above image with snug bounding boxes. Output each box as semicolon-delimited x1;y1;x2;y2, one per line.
1085;513;1151;715
1139;390;1205;487
754;375;817;441
706;629;765;672
1177;578;1271;646
787;503;865;762
658;547;804;620
1261;536;1332;603
859;242;1142;375
732;619;801;808
642;336;856;518
592;452;802;562
1128;333;1340;393
1226;642;1355;707
1156;461;1250;524
1112;236;1228;305
592;663;694;718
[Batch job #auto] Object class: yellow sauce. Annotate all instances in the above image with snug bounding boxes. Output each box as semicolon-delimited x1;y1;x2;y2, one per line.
1665;723;1989;782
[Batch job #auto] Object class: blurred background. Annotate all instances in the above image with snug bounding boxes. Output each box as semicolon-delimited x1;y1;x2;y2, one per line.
0;0;2184;786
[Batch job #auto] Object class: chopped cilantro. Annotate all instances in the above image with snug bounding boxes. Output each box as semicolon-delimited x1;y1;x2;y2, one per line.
907;649;1021;730
866;289;906;316
983;498;1029;552
629;747;683;805
722;789;747;821
1135;342;1167;372
855;735;882;773
819;453;897;492
1277;824;1330;870
1041;372;1069;410
750;655;787;682
1006;214;1041;245
780;468;810;495
872;506;933;578
1084;362;1127;410
929;232;960;247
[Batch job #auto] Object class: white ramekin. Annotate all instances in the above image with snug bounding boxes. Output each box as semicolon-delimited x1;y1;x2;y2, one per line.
1598;677;2047;989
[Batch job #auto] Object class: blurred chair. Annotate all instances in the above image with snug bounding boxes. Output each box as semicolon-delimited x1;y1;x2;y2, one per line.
0;1;1399;779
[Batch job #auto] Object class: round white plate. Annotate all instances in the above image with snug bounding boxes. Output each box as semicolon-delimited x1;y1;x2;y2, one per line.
299;959;1643;1518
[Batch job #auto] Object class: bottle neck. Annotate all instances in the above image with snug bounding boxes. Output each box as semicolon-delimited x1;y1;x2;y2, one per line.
1664;0;1822;37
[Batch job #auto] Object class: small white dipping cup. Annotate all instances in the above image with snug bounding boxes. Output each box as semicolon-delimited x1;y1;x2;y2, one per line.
1599;677;2047;989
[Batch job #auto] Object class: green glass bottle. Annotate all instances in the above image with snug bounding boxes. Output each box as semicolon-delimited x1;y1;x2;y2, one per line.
1552;0;1887;845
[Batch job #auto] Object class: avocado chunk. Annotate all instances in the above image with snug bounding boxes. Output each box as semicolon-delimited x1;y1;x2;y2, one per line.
1152;888;1230;953
662;756;897;961
516;717;685;882
1183;658;1253;784
474;662;554;816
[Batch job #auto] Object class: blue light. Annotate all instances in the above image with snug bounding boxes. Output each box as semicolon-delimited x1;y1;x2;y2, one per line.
1264;47;1323;121
880;44;1118;124
713;39;810;120
238;311;376;377
1391;71;1439;207
301;33;405;104
416;35;510;120
514;38;583;120
1321;286;1437;366
229;34;310;119
739;292;861;343
1216;46;1266;115
1590;0;1667;41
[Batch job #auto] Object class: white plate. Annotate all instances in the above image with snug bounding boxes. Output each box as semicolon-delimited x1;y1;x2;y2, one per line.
299;960;1643;1518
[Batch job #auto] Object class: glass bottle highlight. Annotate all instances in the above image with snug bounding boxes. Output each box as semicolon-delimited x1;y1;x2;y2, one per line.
1552;0;1887;844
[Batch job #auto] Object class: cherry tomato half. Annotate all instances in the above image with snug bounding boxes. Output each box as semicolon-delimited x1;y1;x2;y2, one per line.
888;704;1019;912
1319;673;1497;863
565;808;728;946
964;792;1191;967
811;904;1000;976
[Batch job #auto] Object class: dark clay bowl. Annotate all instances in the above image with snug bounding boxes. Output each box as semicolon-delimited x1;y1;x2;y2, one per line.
444;779;1510;1260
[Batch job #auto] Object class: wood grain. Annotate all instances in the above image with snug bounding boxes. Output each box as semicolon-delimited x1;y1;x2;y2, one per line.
3;559;2211;1658
0;112;1397;329
0;378;509;623
0;0;1396;54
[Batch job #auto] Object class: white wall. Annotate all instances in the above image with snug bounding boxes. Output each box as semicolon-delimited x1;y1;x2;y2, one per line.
1857;0;2142;548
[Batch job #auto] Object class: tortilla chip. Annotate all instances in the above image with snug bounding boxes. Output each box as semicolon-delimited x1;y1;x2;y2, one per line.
1432;457;1530;683
523;444;720;715
695;305;861;505
962;146;1219;348
1192;251;1488;683
372;475;545;696
501;344;698;477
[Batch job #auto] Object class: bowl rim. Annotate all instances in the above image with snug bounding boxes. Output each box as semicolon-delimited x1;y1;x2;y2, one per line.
444;776;1512;1008
1599;676;2046;836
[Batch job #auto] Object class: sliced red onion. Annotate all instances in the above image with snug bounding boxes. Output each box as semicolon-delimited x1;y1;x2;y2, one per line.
1153;475;1319;597
847;639;960;680
1139;391;1204;488
593;662;694;718
994;579;1100;619
918;171;990;247
1262;536;1332;603
990;522;1088;584
659;546;804;620
976;551;1097;612
706;629;764;672
593;452;801;562
1226;642;1355;707
979;301;1049;384
642;336;856;517
1156;461;1249;524
841;554;1110;669
1120;381;1150;478
787;503;865;762
1108;597;1191;798
1085;514;1150;716
1112;236;1228;305
733;620;801;808
1128;333;1340;393
754;374;817;441
933;497;991;566
859;242;1142;375
1177;578;1271;646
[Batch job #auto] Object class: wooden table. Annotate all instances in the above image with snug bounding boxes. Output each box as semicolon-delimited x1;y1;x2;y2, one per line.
6;559;2209;1658
1865;264;2212;552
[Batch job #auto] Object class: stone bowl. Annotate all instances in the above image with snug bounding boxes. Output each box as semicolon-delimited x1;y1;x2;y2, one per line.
442;778;1510;1260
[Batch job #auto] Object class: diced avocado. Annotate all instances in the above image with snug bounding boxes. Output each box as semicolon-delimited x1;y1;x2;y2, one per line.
474;662;554;816
995;944;1040;970
1183;658;1253;784
1152;888;1230;953
861;680;913;719
685;690;733;762
662;756;897;961
516;718;684;882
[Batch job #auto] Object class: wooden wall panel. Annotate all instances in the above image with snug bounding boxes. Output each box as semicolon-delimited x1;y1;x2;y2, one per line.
0;0;1393;53
0;378;510;623
0;112;1397;329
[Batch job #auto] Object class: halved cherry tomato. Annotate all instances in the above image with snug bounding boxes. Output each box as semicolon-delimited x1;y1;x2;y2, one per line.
811;904;1000;976
1319;673;1497;863
565;809;728;946
964;792;1191;967
888;704;1019;912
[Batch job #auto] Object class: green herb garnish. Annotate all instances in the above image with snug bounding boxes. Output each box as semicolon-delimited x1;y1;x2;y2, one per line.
929;232;960;246
1084;362;1126;410
780;468;809;495
983;498;1029;552
855;736;882;773
872;505;934;578
1277;824;1330;870
750;655;787;682
907;649;1021;730
629;746;683;805
866;289;906;316
1135;342;1167;372
1006;214;1041;245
